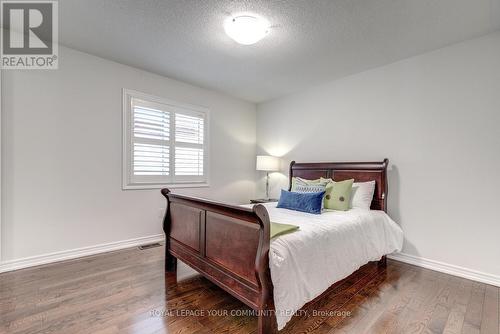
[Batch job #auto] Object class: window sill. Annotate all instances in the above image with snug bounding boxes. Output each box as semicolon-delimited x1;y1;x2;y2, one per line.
122;182;210;190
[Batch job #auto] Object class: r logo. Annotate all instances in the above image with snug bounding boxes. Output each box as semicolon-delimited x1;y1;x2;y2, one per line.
2;2;53;54
1;0;58;69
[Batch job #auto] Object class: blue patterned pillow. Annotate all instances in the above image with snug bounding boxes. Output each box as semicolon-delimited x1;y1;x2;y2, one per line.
294;183;327;193
277;189;325;214
293;182;327;208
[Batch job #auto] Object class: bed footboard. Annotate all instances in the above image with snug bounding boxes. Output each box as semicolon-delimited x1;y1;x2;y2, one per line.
161;189;277;333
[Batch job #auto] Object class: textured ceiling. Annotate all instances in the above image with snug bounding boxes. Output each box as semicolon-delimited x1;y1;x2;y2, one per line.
59;0;500;102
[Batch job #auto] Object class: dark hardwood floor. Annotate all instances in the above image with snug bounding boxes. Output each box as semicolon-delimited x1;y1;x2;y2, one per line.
0;245;498;334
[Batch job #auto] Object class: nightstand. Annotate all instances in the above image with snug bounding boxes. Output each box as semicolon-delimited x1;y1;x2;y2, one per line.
250;198;279;204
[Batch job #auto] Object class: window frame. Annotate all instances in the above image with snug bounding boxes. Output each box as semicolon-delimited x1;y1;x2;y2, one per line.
122;89;210;190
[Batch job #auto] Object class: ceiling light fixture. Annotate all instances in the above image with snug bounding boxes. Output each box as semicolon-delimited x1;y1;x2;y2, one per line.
224;15;270;45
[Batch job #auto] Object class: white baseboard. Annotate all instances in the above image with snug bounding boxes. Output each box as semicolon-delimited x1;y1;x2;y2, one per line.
2;239;498;288
0;234;165;273
389;252;500;287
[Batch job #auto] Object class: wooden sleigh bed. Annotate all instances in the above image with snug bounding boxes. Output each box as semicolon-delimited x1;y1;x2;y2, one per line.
161;159;389;333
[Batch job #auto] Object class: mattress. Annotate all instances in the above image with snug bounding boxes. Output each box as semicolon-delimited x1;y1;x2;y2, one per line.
245;203;404;330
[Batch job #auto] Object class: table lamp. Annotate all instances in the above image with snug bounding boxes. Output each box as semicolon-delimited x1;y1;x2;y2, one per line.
256;155;280;200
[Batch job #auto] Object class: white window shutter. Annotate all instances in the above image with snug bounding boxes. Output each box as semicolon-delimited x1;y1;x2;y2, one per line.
174;113;205;177
130;99;171;182
175;113;204;144
175;147;204;176
133;106;170;141
133;143;170;176
123;90;209;189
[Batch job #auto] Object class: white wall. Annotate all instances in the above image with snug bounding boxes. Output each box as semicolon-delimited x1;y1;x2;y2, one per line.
257;32;500;278
1;46;256;262
2;32;499;284
0;70;2;262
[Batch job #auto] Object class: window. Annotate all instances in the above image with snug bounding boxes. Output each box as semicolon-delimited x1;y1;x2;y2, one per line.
123;89;209;189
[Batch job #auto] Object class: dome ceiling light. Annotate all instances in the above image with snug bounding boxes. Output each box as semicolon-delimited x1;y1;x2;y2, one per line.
224;15;270;45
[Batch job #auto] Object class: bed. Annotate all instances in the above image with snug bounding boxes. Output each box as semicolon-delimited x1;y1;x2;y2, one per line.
161;159;403;333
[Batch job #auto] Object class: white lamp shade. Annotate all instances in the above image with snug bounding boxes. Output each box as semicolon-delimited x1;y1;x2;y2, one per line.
256;155;280;171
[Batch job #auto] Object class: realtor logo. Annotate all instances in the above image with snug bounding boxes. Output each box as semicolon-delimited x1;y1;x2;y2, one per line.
1;0;58;69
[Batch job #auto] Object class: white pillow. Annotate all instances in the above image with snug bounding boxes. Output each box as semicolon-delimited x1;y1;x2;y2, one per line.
350;181;376;210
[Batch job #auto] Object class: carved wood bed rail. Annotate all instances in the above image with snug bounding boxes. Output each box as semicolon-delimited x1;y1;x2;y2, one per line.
161;159;389;333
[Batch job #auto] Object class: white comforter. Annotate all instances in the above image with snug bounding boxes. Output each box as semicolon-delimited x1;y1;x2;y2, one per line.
246;203;403;330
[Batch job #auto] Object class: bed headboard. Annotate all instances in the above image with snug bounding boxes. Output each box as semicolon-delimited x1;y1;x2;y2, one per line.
288;159;389;212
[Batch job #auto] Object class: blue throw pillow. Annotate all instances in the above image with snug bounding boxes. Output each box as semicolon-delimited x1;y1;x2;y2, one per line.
277;189;325;214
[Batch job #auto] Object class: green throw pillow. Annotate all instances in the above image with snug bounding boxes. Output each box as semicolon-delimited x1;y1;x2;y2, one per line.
320;178;354;211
